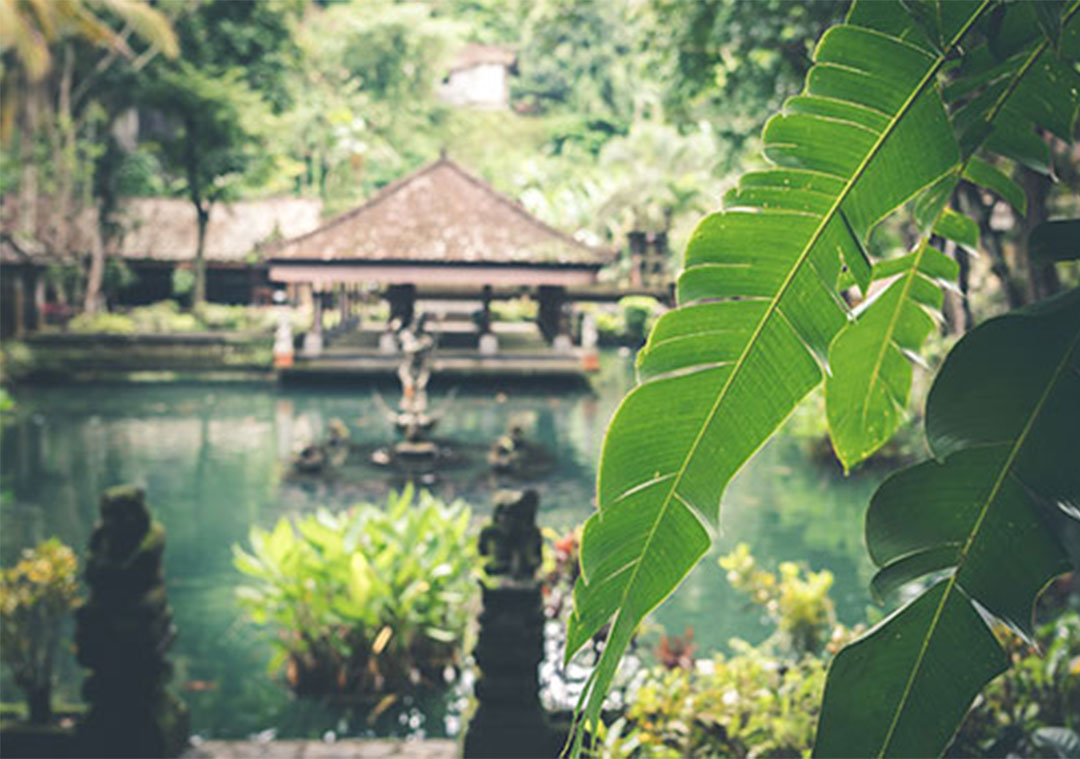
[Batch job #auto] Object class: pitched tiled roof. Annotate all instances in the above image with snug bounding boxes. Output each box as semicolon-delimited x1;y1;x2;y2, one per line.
1;196;322;264
449;43;516;73
267;158;611;268
114;197;322;262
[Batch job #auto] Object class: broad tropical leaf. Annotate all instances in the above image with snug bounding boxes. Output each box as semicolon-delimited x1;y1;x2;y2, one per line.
565;0;993;745
815;287;1080;758
824;1;1080;470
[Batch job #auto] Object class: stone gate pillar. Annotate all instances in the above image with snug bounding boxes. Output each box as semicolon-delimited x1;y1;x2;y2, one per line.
464;489;561;758
75;486;189;758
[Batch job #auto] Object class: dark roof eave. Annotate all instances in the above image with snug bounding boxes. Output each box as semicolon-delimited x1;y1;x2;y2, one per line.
266;257;606;270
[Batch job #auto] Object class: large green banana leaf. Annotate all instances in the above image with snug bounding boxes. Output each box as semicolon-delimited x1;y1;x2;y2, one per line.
824;1;1080;471
815;287;1080;758
564;0;993;743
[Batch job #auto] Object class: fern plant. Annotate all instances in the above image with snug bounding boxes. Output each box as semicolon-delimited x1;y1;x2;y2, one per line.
567;0;1080;755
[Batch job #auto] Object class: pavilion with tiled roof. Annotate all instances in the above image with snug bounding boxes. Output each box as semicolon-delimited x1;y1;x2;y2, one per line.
266;156;613;351
266;156;610;287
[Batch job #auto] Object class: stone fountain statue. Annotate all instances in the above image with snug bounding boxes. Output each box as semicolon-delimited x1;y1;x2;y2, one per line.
395;312;436;441
371;313;450;470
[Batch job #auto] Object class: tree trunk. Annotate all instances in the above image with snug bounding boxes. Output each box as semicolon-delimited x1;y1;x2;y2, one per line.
84;235;105;314
1017;167;1059;302
27;682;51;725
54;43;75;261
194;204;209;306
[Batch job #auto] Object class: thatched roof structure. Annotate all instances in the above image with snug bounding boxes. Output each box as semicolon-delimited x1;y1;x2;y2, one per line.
267;158;611;287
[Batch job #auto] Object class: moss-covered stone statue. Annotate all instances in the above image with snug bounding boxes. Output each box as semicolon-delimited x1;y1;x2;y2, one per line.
75;486;189;758
465;489;561;758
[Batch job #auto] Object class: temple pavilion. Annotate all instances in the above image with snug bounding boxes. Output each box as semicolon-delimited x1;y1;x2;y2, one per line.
266;156;614;357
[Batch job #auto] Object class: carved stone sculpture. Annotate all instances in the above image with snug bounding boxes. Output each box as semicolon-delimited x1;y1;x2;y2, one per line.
75;486;188;758
465;489;559;758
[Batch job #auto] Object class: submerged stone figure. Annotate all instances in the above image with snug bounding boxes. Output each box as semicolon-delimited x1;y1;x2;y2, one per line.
75;486;188;758
465;488;560;758
291;418;351;475
487;423;555;479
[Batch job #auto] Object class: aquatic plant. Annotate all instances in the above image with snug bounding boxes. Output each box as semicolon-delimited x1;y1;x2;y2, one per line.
233;487;481;699
0;538;82;724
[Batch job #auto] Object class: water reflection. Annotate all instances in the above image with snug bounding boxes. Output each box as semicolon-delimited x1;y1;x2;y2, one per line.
0;353;879;738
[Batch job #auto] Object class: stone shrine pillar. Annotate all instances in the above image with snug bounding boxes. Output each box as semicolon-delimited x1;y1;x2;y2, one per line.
302;285;324;356
274;309;295;368
464;489;561;759
75;486;189;758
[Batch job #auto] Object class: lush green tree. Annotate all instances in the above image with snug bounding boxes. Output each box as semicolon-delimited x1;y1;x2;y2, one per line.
646;0;843;169
0;0;177;312
565;2;1080;756
138;0;299;305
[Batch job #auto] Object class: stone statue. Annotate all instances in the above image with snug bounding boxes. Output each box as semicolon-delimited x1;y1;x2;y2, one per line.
75;486;188;758
478;489;542;582
396;312;435;419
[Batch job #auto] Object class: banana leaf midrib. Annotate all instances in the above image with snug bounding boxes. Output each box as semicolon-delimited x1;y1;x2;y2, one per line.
874;323;1080;757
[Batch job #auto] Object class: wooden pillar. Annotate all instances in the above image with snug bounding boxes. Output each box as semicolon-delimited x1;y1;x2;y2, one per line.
387;284;416;326
627;230;647;288
13;270;26;337
536;285;566;344
480;285;493;333
302;283;323;356
33;270;46;331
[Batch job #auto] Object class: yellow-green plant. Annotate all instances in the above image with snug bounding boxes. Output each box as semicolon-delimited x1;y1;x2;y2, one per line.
0;538;82;724
233;487;481;699
719;543;837;656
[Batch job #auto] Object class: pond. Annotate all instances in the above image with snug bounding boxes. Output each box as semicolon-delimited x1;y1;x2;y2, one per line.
0;351;882;740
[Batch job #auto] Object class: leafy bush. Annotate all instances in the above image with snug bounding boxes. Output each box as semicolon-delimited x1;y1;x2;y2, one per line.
719;543;836;656
597;645;828;759
491;297;539;323
66;311;137;334
592;548;1080;759
0;538;82;723
129;301;200;333
233;487;481;699
65;301;280;334
616;296;662;343
950;612;1080;758
193;302;276;332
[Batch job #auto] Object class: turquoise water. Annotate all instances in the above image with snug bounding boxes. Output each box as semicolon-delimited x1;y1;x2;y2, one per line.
0;352;881;739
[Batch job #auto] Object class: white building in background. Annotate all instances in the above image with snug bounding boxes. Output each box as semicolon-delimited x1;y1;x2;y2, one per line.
438;44;516;109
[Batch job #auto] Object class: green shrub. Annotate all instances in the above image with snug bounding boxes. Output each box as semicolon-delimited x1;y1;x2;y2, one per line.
949;612;1080;758
719;543;837;656
491;297;538;323
232;487;481;699
194;303;276;332
66;312;137;334
617;296;663;343
597;644;828;759
593;547;1080;759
